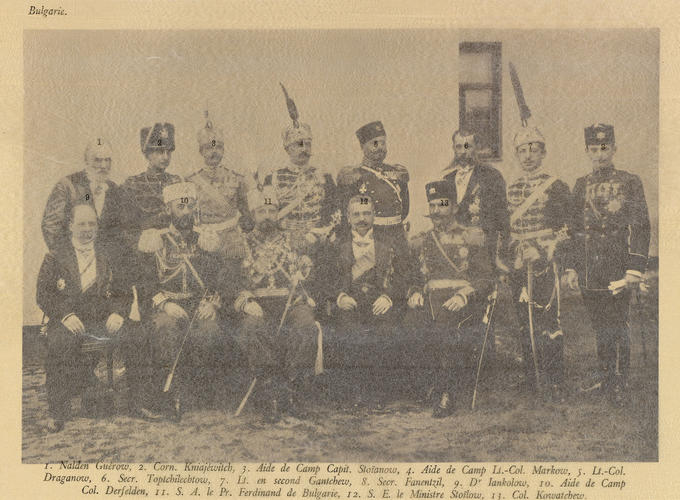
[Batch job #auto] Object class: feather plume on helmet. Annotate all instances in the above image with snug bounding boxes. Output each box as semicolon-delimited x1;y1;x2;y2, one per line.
280;83;312;147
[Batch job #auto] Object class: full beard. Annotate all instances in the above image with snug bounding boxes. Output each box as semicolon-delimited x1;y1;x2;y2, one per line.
172;214;194;232
257;219;281;235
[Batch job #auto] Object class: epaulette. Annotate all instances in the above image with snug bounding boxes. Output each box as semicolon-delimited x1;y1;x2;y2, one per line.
138;228;165;253
408;230;428;251
198;229;221;253
462;226;485;247
337;166;361;186
124;172;146;185
391;163;410;182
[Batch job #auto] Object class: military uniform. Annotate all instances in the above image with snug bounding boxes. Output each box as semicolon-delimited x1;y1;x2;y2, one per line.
222;185;318;418
506;127;572;391
405;182;495;414
566;124;650;397
337;121;410;246
187;116;251;258
260;162;339;251
225;227;317;383
120;123;182;249
136;184;226;412
37;241;132;424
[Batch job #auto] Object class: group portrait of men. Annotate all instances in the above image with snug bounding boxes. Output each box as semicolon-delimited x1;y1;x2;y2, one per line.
36;85;651;433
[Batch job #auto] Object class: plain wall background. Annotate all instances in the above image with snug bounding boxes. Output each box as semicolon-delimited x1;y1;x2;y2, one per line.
23;29;658;324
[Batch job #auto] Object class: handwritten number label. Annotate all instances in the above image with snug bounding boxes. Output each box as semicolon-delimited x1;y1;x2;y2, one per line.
264;198;272;205
97;138;101;146
180;197;189;204
360;197;369;205
440;199;449;206
85;194;90;201
212;139;216;147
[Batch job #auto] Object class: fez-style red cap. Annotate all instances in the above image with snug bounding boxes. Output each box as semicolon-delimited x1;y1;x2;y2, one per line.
584;123;615;146
426;180;456;203
356;121;386;146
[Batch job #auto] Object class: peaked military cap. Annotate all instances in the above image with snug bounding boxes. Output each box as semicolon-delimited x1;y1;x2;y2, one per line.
141;122;175;153
585;123;615;146
426;180;456;203
356;121;386;146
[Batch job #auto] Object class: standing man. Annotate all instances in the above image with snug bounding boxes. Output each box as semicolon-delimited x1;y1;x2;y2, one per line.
224;187;318;422
186;111;251;258
564;124;650;405
41;139;124;257
442;130;509;268
506;127;572;399
37;204;131;432
405;181;495;417
337;121;410;254
257;88;339;253
121;122;183;250
136;182;225;418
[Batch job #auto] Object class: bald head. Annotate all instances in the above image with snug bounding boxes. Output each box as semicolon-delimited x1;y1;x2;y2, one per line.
70;204;98;245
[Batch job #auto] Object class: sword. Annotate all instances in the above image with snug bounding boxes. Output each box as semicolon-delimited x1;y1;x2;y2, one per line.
235;276;301;416
163;290;209;393
472;284;498;410
527;261;541;391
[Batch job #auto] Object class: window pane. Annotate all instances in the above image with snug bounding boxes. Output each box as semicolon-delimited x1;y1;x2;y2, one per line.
464;88;491;108
459;52;492;84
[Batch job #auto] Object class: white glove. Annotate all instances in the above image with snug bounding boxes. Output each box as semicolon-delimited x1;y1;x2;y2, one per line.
196;300;217;321
443;294;466;312
408;292;424;309
163;302;189;320
372;295;392;315
62;314;85;335
243;301;264;317
562;269;579;290
519;287;529;303
337;293;357;311
105;313;124;334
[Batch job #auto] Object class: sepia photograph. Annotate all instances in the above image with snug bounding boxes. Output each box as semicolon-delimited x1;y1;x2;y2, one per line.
21;28;658;463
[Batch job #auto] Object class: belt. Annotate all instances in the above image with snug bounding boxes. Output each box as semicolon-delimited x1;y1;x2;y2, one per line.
373;215;402;226
253;287;289;298
160;291;194;301
511;228;554;241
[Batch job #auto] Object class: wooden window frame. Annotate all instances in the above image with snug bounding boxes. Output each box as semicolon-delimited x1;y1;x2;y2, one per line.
459;41;503;161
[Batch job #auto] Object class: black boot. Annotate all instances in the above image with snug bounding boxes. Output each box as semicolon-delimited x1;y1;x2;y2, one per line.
432;392;455;418
260;378;280;423
284;379;310;419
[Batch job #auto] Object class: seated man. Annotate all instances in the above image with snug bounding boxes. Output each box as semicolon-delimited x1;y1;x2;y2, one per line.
406;181;495;418
329;195;409;405
37;204;131;432
224;187;318;422
136;182;225;419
